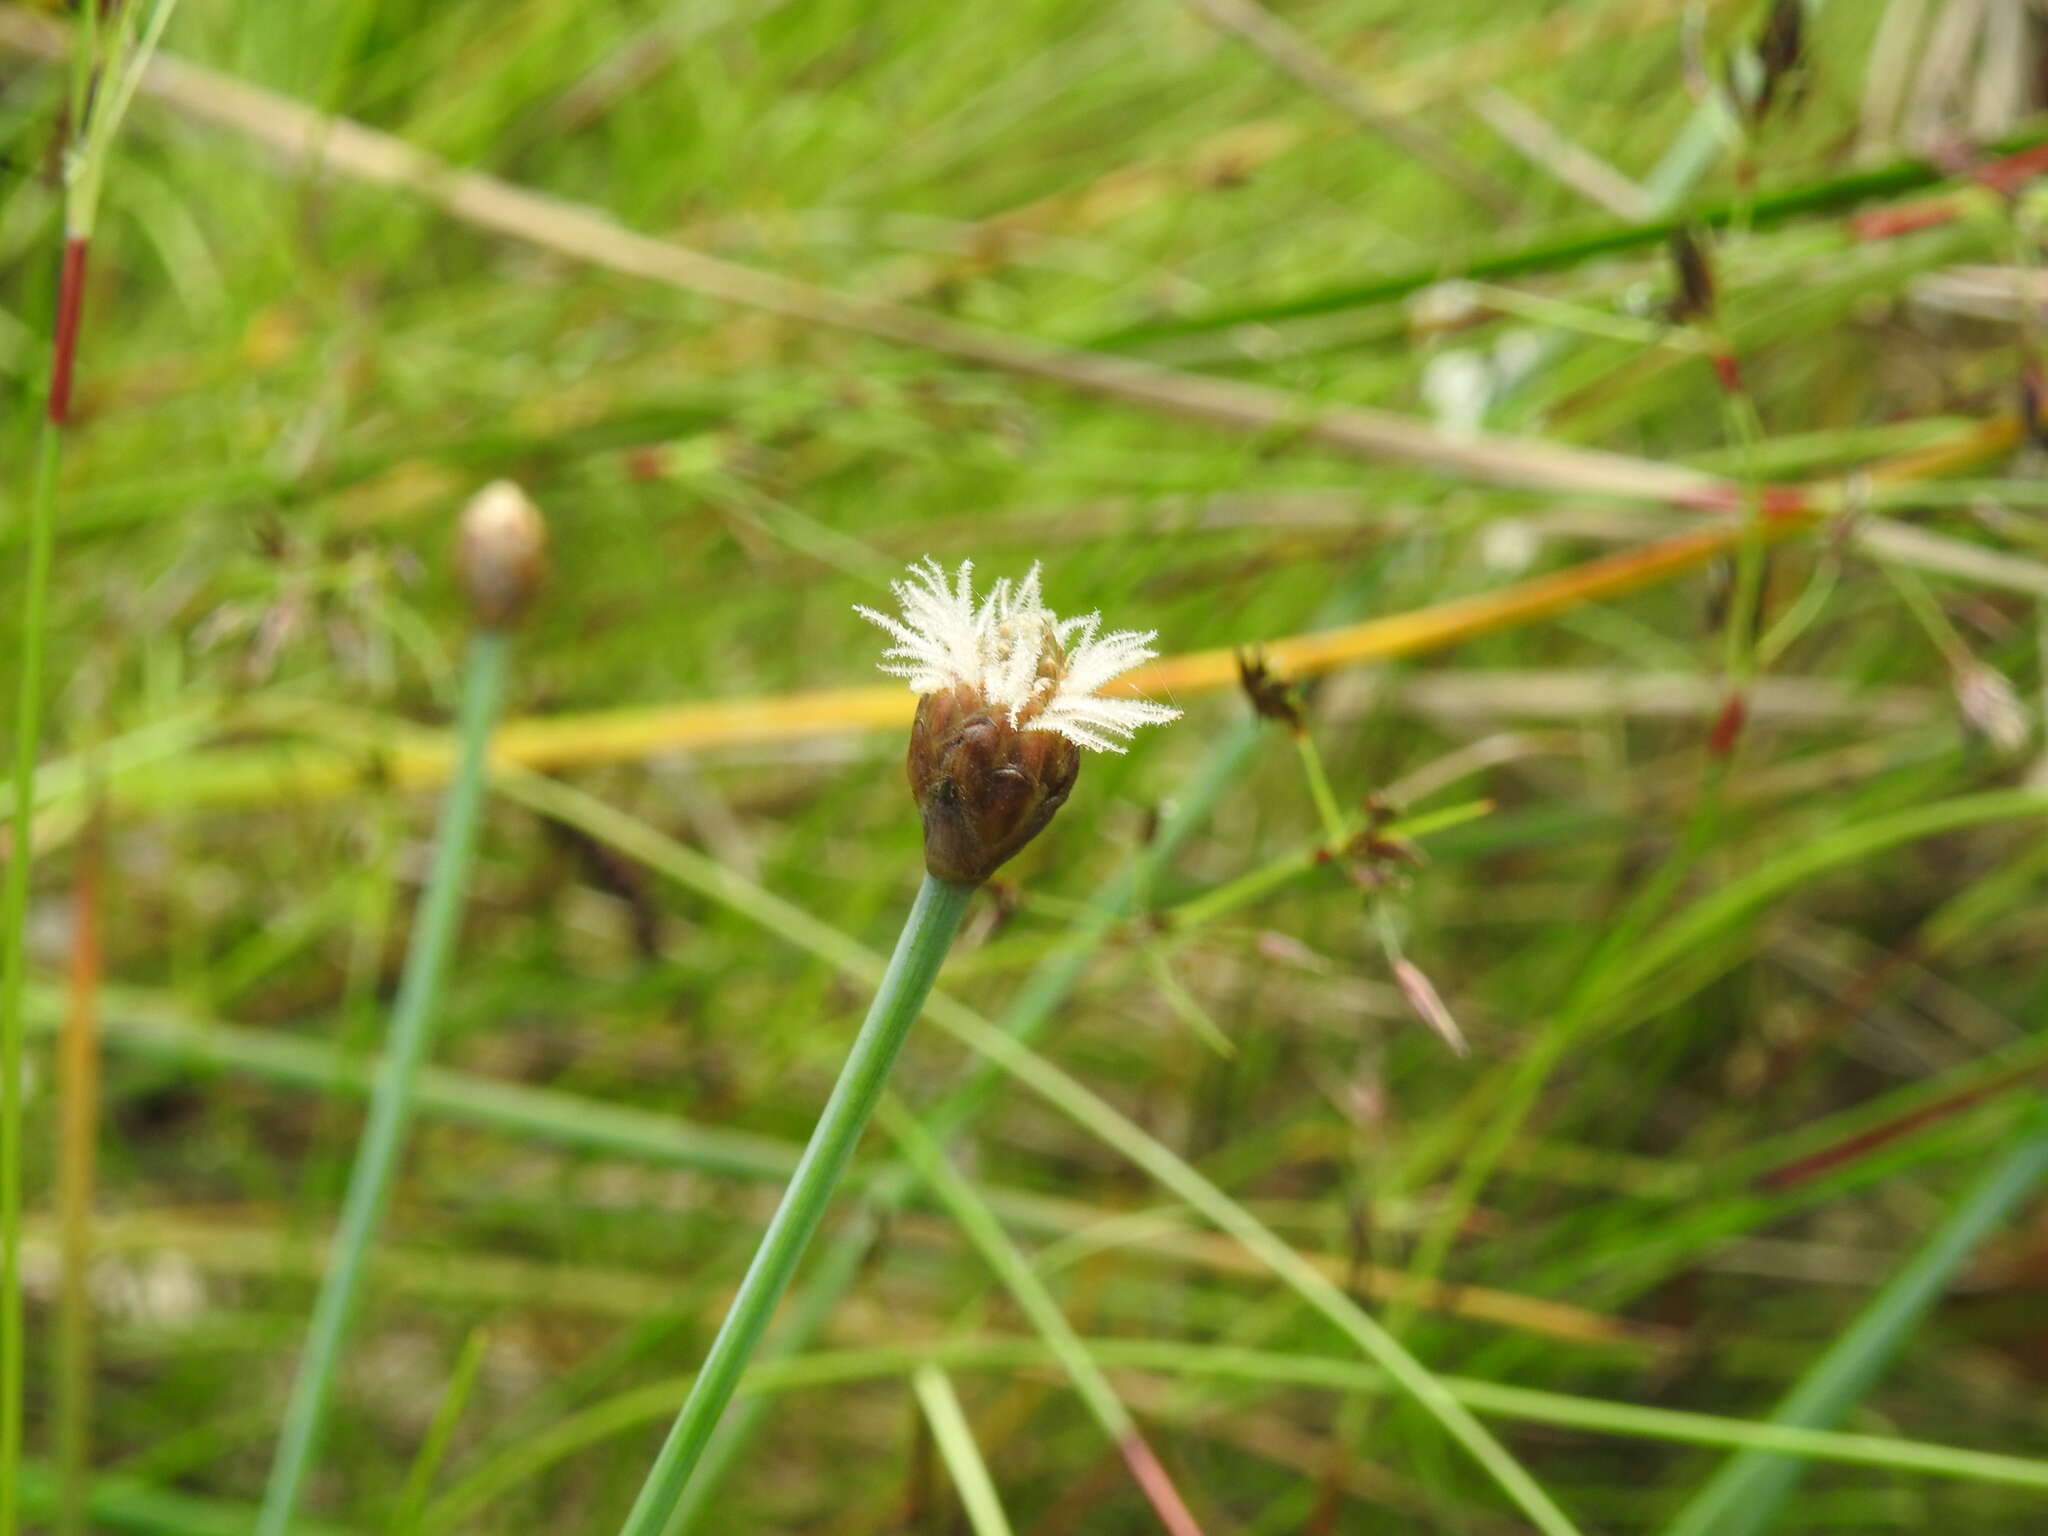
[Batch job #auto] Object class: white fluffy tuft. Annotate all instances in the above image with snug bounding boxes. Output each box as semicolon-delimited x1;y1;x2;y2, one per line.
855;558;1180;752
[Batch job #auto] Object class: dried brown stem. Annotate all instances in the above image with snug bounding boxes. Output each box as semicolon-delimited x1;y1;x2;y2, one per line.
1175;0;1520;213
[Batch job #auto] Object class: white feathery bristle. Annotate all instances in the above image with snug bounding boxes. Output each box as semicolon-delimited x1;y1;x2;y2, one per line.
855;558;1180;752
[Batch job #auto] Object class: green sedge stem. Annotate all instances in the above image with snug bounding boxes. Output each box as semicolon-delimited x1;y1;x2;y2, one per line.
884;1099;1134;1442
650;694;1374;1530
1292;731;1347;846
1391;790;1723;1332
1095;104;2039;346
255;629;512;1536
1661;1099;2048;1536
422;1323;2048;1530
1881;562;1973;670
655;728;1268;1533
616;874;974;1536
1393;285;1765;1340
0;414;63;1536
1164;798;1492;934
8;5;175;1514
55;814;101;1536
658;1209;876;1534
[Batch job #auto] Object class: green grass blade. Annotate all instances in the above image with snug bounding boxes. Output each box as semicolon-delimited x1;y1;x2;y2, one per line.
417;1333;2048;1530
391;1324;491;1534
255;630;512;1535
498;772;1581;1535
883;1098;1205;1536
615;874;974;1535
1659;1097;2048;1536
1;422;62;1536
1609;790;2048;1008
1090;120;2048;345
917;990;1582;1535
912;1365;1016;1536
539;721;1267;1534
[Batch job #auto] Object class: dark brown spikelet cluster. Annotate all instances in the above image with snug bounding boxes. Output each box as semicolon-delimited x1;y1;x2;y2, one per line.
1666;228;1716;325
906;683;1080;887
1236;648;1303;733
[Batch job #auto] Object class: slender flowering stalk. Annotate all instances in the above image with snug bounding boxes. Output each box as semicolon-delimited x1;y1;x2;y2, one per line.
55;813;101;1536
617;560;1176;1534
2;7;177;1528
255;483;545;1535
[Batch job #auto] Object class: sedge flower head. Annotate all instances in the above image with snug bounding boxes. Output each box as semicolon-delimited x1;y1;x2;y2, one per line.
856;557;1179;752
856;558;1179;885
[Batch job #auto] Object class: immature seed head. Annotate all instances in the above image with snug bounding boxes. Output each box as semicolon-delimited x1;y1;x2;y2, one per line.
858;559;1179;885
456;480;548;628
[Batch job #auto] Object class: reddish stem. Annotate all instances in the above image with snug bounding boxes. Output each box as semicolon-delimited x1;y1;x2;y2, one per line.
1671;482;1813;519
48;237;90;426
1118;1432;1206;1536
1710;349;1745;397
1850;143;2048;240
1706;692;1748;759
1759;484;1812;519
1757;1069;2038;1192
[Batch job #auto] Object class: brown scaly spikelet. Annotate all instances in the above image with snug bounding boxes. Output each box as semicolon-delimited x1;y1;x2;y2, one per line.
906;684;1081;886
857;559;1178;884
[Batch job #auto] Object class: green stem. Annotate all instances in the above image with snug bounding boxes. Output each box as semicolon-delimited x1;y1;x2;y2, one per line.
391;1325;490;1534
1712;334;1770;693
56;813;101;1536
1162;799;1490;933
884;1101;1132;1442
615;874;974;1536
254;630;511;1536
657;1210;877;1534
1093;118;2048;345
422;1328;2048;1530
1292;732;1347;846
1660;1097;2048;1536
6;10;175;1513
0;417;62;1536
654;723;1267;1533
910;1365;1015;1536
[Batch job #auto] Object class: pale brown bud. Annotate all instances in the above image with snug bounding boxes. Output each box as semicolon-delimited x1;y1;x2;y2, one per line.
456;480;547;628
1954;660;2028;755
906;683;1080;887
1393;957;1469;1058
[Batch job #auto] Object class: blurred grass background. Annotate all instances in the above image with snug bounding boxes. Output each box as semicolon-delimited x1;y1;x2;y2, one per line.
8;0;2048;1530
